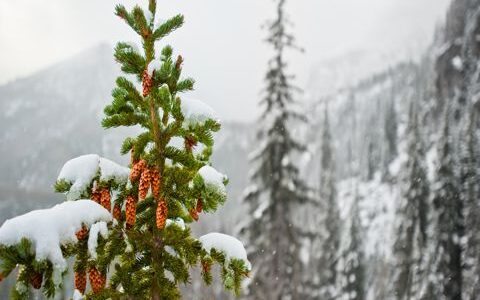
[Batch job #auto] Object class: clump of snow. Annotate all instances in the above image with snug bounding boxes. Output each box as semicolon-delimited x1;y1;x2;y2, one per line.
0;200;112;270
58;155;129;200
181;98;219;128
147;60;162;76
452;56;463;71
199;232;251;270
124;41;139;53
99;157;130;184
58;154;100;201
166;218;186;230
198;165;227;195
88;221;109;259
73;289;85;300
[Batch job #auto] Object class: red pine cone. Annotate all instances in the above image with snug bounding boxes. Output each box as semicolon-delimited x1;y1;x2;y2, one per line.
142;70;153;97
113;203;122;221
196;198;203;213
30;271;43;289
202;261;211;274
189;199;203;221
184;136;197;153
126;195;137;228
0;272;4;283
189;208;199;222
156;199;168;229
76;226;89;241
151;168;161;199
139;168;152;200
74;271;87;294
89;267;106;294
100;188;111;212
91;189;101;204
130;146;137;164
175;55;184;71
130;159;146;182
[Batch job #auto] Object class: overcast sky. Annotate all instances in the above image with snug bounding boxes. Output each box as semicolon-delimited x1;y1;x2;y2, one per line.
0;0;451;121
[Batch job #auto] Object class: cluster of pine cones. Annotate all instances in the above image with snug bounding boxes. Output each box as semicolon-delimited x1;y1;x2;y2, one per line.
91;186;111;212
129;159;164;229
73;268;106;294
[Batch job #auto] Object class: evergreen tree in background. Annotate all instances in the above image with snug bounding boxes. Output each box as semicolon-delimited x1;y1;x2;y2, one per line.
460;108;480;299
242;0;309;298
383;98;398;180
317;107;340;300
0;1;250;299
429;107;463;300
392;103;429;300
337;190;365;300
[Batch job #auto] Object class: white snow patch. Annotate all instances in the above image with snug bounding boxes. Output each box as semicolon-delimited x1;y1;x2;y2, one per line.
198;165;227;196
166;218;186;230
58;155;129;200
181;98;219;128
88;221;109;259
452;56;463;71
73;289;84;300
199;232;251;270
0;200;112;270
57;154;99;201
147;60;162;76
99;157;130;184
124;41;139;53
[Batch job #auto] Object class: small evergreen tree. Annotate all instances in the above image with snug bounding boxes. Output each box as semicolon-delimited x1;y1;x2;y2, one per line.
242;0;309;298
317;107;340;300
392;103;429;300
337;190;366;300
0;1;249;299
429;107;463;299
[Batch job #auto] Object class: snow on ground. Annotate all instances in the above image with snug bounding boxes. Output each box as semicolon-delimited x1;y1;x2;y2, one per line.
0;200;112;270
199;232;251;270
58;154;129;200
181;98;219;128
198;165;227;196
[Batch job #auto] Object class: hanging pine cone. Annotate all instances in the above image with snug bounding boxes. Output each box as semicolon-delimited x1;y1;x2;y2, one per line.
89;267;106;294
113;203;122;221
189;208;199;221
91;189;101;204
100;188;111;212
130;146;137;164
74;271;87;294
0;272;4;283
151;168;161;199
189;199;203;221
196;198;203;213
126;195;137;228
30;271;43;289
175;55;184;71
142;70;153;97
76;226;88;241
156;199;168;229
184;135;197;153
130;159;146;182
201;260;211;274
139;167;152;200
